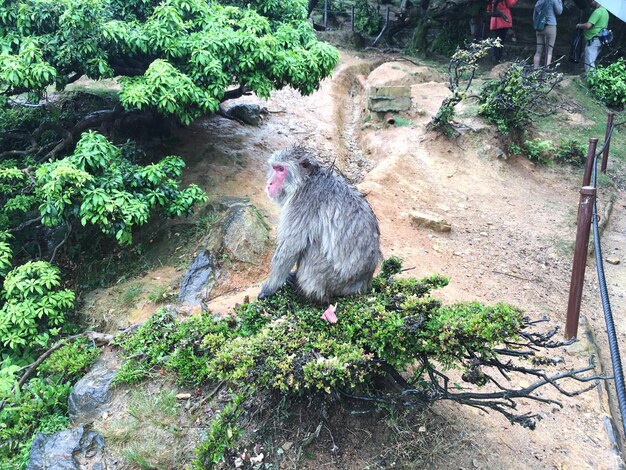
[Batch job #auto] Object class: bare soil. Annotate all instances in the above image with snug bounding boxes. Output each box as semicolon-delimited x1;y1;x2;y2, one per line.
87;50;626;469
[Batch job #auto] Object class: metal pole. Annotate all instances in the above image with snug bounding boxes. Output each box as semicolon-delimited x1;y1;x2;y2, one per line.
565;186;597;339
601;112;615;174
323;0;328;29
372;6;390;47
351;5;355;32
582;138;598;187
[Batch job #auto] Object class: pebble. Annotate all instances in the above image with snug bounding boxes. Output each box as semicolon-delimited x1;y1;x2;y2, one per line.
605;257;620;265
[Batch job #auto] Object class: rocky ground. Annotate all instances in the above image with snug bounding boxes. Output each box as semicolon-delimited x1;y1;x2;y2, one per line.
75;50;626;469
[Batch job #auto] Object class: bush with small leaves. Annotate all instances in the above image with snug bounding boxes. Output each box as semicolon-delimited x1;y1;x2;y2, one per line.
0;337;100;469
116;259;574;466
432;39;497;136
523;138;556;165
479;63;563;134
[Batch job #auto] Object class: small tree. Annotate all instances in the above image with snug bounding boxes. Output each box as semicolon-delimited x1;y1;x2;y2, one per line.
478;63;563;134
0;0;339;126
431;38;498;136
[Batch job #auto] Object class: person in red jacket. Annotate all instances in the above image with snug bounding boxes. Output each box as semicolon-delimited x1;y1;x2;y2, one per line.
486;0;518;63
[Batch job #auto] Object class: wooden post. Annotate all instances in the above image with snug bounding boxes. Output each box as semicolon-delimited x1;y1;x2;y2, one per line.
565;186;596;339
601;112;615;174
582;138;598;187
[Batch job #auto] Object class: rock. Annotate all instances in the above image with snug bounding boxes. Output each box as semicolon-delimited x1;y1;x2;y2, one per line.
606;257;620;265
226;104;262;126
178;250;220;306
367;62;446;87
26;425;107;470
367;85;411;112
488;62;514;79
221;204;270;264
205;198;270;265
68;361;117;424
565;338;592;356
409;211;452;233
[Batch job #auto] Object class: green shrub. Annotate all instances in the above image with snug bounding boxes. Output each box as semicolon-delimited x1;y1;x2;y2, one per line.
554;138;586;166
432;39;495;136
0;261;75;352
587;58;626;107
523;138;556;165
479;63;563;134
354;0;380;36
0;337;99;469
38;337;100;379
115;259;529;465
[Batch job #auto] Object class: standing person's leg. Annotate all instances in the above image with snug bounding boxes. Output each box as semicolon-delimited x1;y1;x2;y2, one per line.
584;37;601;71
544;25;557;66
534;30;546;69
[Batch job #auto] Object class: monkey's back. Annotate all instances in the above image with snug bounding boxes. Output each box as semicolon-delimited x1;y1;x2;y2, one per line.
282;169;382;302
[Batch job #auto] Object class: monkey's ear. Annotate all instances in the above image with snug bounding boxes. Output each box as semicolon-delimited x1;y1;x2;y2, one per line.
300;158;313;174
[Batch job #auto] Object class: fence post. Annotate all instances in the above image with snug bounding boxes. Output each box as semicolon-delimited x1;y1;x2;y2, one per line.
601;112;615;174
351;5;355;32
582;138;598;187
323;0;328;29
565;186;597;339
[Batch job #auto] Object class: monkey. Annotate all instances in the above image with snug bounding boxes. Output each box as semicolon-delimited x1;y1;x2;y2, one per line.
259;145;382;304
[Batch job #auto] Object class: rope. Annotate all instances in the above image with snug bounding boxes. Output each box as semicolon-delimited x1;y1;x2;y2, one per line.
591;118;626;437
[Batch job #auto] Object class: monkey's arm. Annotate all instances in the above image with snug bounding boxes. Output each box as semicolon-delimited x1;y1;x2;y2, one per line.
259;238;304;299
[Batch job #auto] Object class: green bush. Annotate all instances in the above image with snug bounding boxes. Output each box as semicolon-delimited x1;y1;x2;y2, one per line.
479;63;563;134
354;0;381;36
587;58;626;107
432;39;495;136
0;337;100;469
0;0;339;124
115;259;529;466
554;138;586;167
0;261;75;352
523;138;556;165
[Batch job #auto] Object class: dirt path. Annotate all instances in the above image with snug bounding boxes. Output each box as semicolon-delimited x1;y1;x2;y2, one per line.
119;51;626;468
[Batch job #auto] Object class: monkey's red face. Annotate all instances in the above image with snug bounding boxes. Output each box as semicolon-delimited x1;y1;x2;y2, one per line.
267;164;287;199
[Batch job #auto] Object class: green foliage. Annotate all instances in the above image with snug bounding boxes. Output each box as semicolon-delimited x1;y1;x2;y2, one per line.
120;283;144;307
587;58;626;107
0;261;75;352
0;0;339;122
100;389;189;470
432;39;496;136
115;259;527;465
192;393;245;469
479;63;563;134
517;137;585;166
147;284;173;304
114;309;237;385
38;337;100;378
354;0;380;36
554;138;586;167
0;337;99;469
0;131;208;245
523;138;556;165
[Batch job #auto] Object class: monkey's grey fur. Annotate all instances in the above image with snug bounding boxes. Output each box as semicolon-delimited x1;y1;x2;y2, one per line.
260;145;382;303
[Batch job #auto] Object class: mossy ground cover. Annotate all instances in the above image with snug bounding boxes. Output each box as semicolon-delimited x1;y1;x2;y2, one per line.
111;259;585;468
